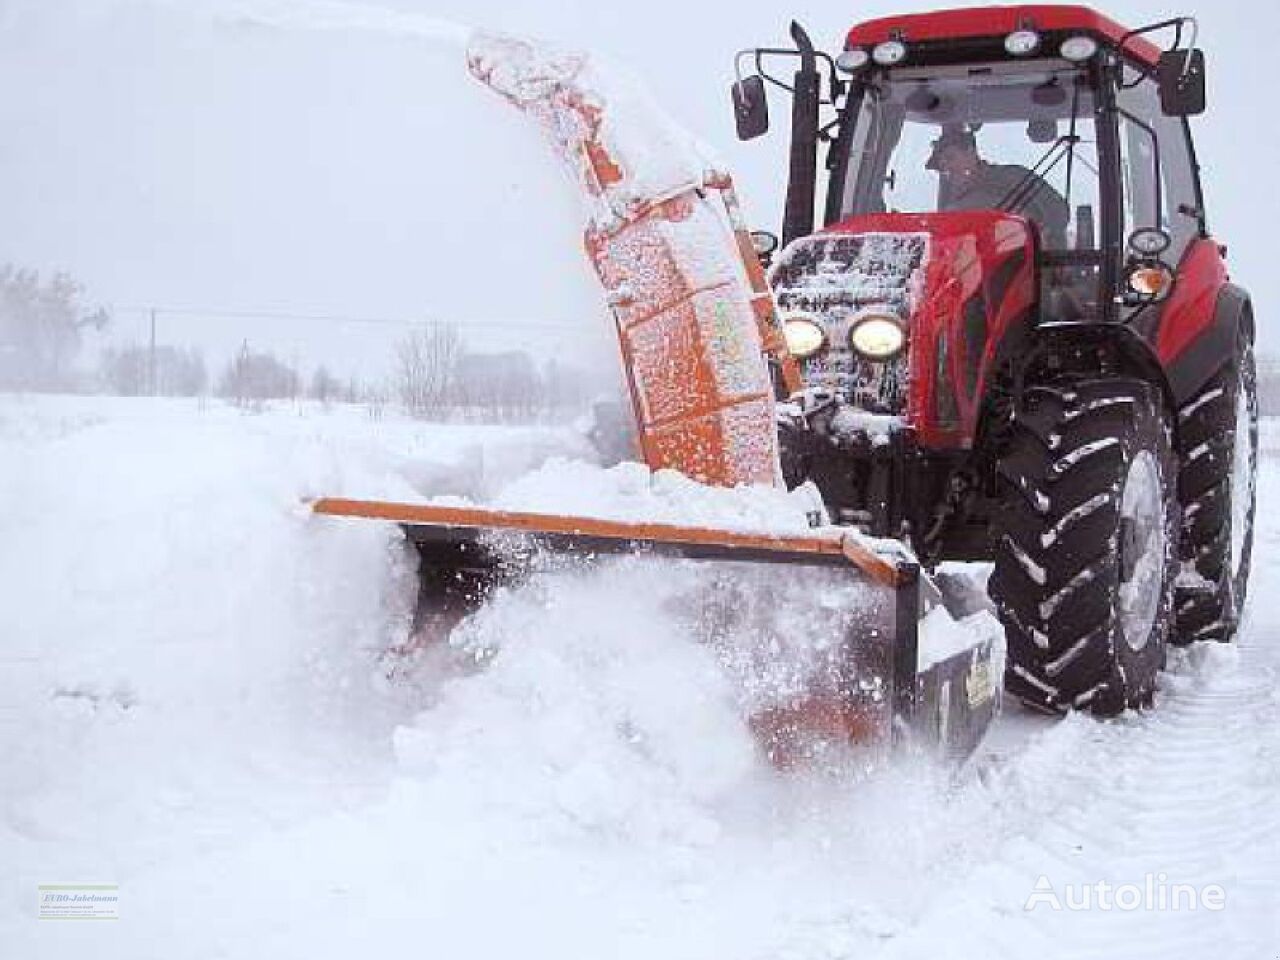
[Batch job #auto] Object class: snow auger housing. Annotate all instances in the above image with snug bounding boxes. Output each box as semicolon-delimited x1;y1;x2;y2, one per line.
312;498;997;763
734;6;1256;714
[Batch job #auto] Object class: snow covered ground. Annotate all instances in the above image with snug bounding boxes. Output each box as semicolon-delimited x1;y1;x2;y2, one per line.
1;395;1276;958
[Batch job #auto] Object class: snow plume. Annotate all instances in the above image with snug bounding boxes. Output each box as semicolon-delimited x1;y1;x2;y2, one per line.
160;0;471;47
388;535;919;869
394;559;758;844
465;30;712;228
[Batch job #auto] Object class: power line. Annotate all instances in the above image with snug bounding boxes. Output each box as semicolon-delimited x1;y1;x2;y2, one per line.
112;304;586;331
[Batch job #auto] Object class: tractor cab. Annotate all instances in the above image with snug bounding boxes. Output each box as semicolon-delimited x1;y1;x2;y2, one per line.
734;7;1207;333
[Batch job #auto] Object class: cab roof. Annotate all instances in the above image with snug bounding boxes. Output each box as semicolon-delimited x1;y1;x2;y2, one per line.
846;4;1163;67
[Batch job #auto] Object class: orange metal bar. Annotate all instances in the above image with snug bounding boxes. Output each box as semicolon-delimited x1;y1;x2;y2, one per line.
310;497;902;588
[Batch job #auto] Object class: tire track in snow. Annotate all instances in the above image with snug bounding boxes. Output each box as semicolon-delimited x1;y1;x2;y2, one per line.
886;439;1280;959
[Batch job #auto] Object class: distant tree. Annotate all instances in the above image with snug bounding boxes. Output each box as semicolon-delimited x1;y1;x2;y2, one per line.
217;341;299;407
343;376;361;405
0;264;107;392
309;365;341;405
101;343;206;397
364;383;389;420
449;351;600;422
395;323;461;419
539;357;595;416
171;347;208;396
99;344;147;396
455;351;541;421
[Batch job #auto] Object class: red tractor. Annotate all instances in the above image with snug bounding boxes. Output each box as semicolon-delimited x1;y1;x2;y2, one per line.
317;7;1255;751
732;5;1256;714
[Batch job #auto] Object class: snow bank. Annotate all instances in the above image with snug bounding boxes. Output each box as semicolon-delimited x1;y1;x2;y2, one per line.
4;397;1276;959
0;397;581;908
491;457;825;532
0;397;409;910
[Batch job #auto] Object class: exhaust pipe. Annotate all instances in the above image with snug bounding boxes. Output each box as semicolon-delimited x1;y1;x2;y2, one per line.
782;21;820;247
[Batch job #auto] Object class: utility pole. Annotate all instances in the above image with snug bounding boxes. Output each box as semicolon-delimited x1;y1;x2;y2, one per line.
149;308;157;396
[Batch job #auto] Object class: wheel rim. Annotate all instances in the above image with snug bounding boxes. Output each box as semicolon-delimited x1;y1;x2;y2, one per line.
1230;385;1255;580
1118;450;1166;651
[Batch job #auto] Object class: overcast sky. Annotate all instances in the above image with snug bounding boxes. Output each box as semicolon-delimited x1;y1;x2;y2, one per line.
0;0;1275;380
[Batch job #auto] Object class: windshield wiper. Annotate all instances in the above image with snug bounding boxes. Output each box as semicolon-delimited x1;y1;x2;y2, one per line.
998;76;1084;215
996;135;1079;214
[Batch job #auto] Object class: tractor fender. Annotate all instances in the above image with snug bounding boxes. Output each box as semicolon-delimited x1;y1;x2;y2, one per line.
970;317;1176;453
1005;320;1179;434
1165;283;1254;407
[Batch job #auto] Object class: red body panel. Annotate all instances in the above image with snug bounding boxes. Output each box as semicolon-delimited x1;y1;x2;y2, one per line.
824;211;1038;449
846;5;1162;67
1155;238;1230;366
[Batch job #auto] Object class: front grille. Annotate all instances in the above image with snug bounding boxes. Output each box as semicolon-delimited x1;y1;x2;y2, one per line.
771;232;929;413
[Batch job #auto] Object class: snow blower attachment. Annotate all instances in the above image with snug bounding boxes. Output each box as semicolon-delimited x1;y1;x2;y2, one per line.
312;497;996;763
311;29;1000;765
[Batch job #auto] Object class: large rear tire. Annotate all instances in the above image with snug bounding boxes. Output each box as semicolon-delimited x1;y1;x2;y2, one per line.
990;378;1178;715
1174;333;1257;643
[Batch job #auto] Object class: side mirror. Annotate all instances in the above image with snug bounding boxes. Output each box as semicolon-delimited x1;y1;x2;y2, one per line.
1157;49;1205;116
731;75;770;141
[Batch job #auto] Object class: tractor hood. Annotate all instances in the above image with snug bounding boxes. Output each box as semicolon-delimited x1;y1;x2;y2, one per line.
770;210;1037;448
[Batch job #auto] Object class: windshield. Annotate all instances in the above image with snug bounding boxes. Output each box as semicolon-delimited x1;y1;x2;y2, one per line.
836;59;1100;252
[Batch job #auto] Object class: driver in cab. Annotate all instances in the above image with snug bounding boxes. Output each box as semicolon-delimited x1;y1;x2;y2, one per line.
928;124;1069;247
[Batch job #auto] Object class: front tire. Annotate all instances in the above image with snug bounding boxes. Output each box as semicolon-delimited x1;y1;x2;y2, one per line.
990;378;1178;715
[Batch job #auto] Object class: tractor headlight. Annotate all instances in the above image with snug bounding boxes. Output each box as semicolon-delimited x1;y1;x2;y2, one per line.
1004;29;1041;56
782;314;827;359
1059;35;1098;62
849;312;906;360
872;40;907;66
837;48;870;73
1125;262;1175;302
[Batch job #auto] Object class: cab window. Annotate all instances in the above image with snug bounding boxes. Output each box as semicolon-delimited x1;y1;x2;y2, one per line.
1116;67;1201;262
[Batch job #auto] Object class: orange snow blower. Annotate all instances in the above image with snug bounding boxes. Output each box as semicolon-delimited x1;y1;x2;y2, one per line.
312;30;999;764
